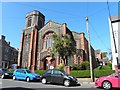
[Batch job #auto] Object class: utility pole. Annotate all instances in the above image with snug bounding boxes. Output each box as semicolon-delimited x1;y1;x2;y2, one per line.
86;16;94;82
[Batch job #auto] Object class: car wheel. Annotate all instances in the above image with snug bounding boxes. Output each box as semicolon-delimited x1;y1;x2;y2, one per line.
13;75;16;80
1;75;4;79
102;81;112;90
26;77;30;82
64;79;70;87
41;78;47;84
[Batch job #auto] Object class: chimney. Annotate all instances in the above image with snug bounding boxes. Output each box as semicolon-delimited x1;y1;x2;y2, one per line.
7;41;10;45
1;35;5;40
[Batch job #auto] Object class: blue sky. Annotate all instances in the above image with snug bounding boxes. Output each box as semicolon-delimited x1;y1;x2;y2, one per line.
1;2;118;54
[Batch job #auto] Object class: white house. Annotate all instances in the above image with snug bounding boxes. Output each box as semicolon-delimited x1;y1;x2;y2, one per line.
108;15;120;70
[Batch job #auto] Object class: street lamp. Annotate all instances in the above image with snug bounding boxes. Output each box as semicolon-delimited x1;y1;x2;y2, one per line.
86;16;94;82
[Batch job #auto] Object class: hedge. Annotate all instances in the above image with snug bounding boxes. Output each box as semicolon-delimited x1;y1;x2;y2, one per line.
94;65;111;70
8;69;115;78
9;69;14;73
34;70;46;75
8;69;46;75
70;70;115;78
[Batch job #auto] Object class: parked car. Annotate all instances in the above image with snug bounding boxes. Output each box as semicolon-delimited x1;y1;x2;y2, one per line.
41;69;78;87
13;69;41;82
0;68;13;79
95;71;120;89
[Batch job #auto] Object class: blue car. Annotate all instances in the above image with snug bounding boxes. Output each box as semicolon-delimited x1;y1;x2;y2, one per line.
13;69;41;82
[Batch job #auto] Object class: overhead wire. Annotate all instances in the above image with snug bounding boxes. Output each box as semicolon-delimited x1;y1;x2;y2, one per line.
88;20;110;51
3;2;117;52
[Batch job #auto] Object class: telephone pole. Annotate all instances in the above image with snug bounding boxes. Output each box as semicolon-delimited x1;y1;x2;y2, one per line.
86;16;94;82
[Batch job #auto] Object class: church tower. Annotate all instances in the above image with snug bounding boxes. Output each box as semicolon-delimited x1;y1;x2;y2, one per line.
18;10;45;69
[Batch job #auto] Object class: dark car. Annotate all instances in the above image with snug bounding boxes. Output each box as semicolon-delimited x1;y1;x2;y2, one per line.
41;69;78;87
0;68;13;79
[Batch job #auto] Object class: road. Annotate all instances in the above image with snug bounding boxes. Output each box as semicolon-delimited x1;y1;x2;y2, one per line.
1;79;102;90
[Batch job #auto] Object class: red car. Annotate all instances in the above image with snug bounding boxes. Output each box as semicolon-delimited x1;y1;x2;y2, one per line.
95;71;120;89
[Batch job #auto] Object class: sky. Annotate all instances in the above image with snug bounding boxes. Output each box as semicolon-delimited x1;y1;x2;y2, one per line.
1;2;118;55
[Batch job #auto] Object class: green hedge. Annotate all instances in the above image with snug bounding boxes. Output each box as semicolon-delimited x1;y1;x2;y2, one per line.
9;69;14;73
8;69;46;75
34;70;46;75
70;70;115;78
70;70;90;78
94;66;111;70
94;70;115;78
8;69;115;78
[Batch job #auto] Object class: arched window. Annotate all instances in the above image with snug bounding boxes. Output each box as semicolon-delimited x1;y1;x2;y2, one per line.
27;17;32;27
43;32;54;50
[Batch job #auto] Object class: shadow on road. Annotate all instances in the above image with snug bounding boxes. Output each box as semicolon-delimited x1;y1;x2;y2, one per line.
44;82;81;87
1;87;34;90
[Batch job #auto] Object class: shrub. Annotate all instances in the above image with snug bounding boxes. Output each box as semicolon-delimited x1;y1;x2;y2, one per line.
95;65;111;70
94;70;115;78
107;63;112;69
70;64;81;70
9;69;46;75
80;61;90;70
9;69;14;73
70;70;115;78
34;70;46;75
56;64;64;70
70;61;90;70
70;70;90;78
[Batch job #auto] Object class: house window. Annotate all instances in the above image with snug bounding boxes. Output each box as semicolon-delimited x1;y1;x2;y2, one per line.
27;17;32;27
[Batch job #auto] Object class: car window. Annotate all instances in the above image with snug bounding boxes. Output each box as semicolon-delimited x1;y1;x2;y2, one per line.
53;70;61;75
26;70;32;73
111;73;117;76
21;70;25;73
118;72;120;76
44;70;52;75
60;70;68;75
16;69;20;72
2;69;10;73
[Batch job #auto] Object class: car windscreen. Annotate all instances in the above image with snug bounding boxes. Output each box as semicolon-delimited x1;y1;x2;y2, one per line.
26;70;32;73
2;69;10;73
60;70;68;75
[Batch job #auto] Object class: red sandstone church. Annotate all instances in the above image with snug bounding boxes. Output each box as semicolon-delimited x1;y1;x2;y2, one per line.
18;10;97;70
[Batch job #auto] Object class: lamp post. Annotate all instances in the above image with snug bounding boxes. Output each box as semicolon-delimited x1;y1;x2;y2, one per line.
86;16;94;82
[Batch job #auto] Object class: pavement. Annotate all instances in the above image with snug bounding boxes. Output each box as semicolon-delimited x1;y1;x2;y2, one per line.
77;78;97;85
0;78;2;89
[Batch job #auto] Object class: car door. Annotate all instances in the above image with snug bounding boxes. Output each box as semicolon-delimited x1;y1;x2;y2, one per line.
20;70;26;80
15;70;21;79
111;73;119;88
43;70;52;82
51;70;64;84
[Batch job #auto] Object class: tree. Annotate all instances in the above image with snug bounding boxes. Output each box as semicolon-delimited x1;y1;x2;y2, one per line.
51;33;76;66
101;52;108;59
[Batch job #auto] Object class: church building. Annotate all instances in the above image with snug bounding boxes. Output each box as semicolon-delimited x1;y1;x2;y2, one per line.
18;10;97;70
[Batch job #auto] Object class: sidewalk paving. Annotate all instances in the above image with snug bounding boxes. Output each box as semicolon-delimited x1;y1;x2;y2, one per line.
77;78;97;84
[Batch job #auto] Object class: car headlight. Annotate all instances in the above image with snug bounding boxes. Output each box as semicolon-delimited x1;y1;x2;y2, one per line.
69;76;73;79
96;79;100;82
69;76;76;80
5;73;9;75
